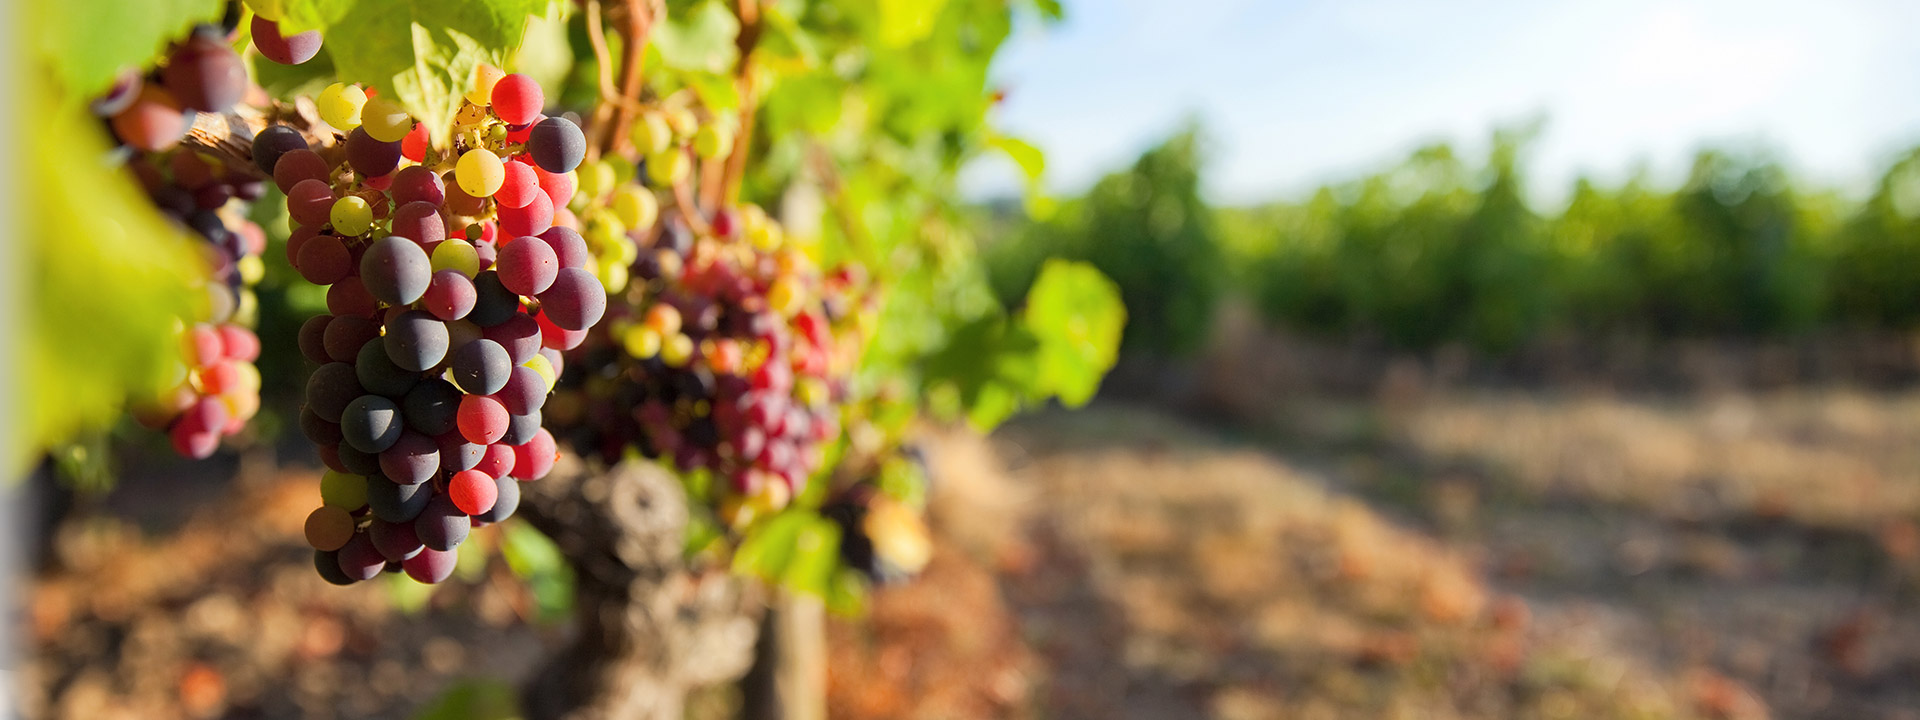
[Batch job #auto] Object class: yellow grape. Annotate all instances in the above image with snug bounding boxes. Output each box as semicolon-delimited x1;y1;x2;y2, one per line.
629;111;671;155
767;277;803;316
361;96;413;142
317;83;367;130
611;186;658;229
600;258;629;294
661;332;694;367
578;159;616;201
455;149;504;197
522;353;557;391
623;326;662;359
665;107;698;137
235;289;258;327
694;123;732;160
431;238;480;277
646;147;689;186
330;195;373;236
467;64;505;105
238;254;265;285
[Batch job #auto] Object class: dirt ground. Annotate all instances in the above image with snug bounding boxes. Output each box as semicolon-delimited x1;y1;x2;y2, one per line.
22;385;1920;719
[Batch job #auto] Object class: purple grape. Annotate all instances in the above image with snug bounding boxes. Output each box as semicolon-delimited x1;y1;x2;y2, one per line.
378;430;441;485
402;378;462;436
360;235;432;305
367;476;431;523
450;339;511;395
413;495;470;551
384;310;449;372
346;127;402;177
536;268;606;331
340;394;403;453
305;362;364;422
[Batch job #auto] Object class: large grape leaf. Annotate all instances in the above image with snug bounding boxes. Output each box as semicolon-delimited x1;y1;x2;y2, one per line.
29;0;224;98
15;72;204;474
1023;260;1125;407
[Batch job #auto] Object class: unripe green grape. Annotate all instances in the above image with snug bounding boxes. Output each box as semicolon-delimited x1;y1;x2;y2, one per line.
578;159;616;201
611;186;658;230
455;149;505;197
317;83;367;130
646;147;690;186
320;470;369;510
331;196;374;236
432;238;481;277
599;259;629;294
611;157;635;186
361;96;413;142
488;124;508;142
629;111;671;155
665;107;698;137
694;123;732;160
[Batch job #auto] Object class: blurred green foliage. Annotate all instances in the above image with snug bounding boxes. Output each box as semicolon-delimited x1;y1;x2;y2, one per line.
994;124;1917;355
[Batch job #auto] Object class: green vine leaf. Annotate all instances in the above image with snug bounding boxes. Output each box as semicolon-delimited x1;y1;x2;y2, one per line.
32;0;224;99
1023;259;1126;407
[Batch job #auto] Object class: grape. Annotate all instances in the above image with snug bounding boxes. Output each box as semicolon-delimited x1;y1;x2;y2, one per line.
448;469;497;515
534;165;576;208
490;74;543;125
304;506;355;551
457;394;509;445
273;148;330;193
319;469;369;509
318;83;367;130
423;270;477;321
476;442;516;480
323;315;380;363
579;160;616;200
401;122;430;162
481;314;541;364
646;146;690;187
402;547;458;584
360;236;432;305
474;473;521;524
467;64;506;105
443;170;488;215
537;227;592;269
366;473;431;523
369;518;425;562
354;338;419;398
630;112;671;156
456;149;504;197
337;533;387;581
170;425;220;459
502;409;541;446
286;178;335;226
171;151;215;189
438;433;486;472
432;239;480;277
378;430;440;485
330;195;374;236
414;495;470;551
251;16;322;65
384;169;442;212
450;339;511;395
496;187;553;237
92;71;143;117
493;366;547;418
296;234;352;285
511;428;557;481
467;271;520;327
163;33;247;111
305;362;363;421
300;406;345;446
496;161;539;209
340;394;404;453
384;310;450;372
360;96;412;143
611;185;658;230
326;276;377;317
496;236;559;295
390;201;445;246
537;268;607;331
528;117;585;173
111;85;188;151
536;309;589;351
402;378;462;436
315;549;358;586
346;127;402;177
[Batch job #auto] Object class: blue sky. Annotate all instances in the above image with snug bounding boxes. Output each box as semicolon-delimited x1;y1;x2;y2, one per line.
961;0;1920;207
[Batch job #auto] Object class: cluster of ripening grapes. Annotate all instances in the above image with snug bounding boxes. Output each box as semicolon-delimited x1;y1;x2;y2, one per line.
96;17;279;457
272;67;605;585
554;194;867;529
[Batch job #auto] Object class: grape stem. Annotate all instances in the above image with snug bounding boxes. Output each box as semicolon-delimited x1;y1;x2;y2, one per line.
183;97;337;180
585;0;659;162
703;0;763;210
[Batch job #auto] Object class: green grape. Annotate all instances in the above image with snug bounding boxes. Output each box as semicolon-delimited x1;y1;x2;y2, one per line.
432;238;481;277
578;159;616;201
611;186;658;229
331;196;373;236
695;123;732;160
317;83;367;130
522;353;557;391
647;147;690;186
629;111;671;156
623;325;662;359
455;149;504;197
665;107;698;137
320;470;369;510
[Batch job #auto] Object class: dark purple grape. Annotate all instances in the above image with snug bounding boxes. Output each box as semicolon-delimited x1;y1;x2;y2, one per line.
527;117;585;174
438;434;485;472
450;339;511;395
340;394;404;453
336;533;387;581
378;430;441;485
482;314;540;364
305;362;363;422
163;33;247;111
355;338;419;398
367;475;432;523
369;518;424;562
413;495;470;551
360;235;432;305
467;271;520;327
315;549;358;585
297;315;332;365
252;125;309;175
300;406;344;446
403;378;462;436
346;127;402;177
502;409;541;446
336;443;383;475
384;310;449;372
92;71;143;116
323;314;380;363
536;268;606;331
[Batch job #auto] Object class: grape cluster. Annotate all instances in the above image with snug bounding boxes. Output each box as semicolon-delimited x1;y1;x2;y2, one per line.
97;19;270;458
555;201;861;529
270;68;604;585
